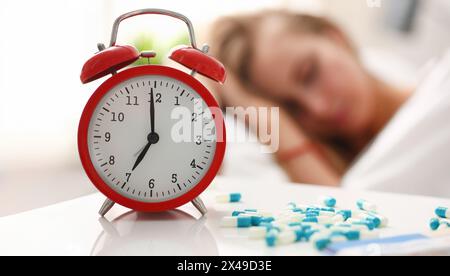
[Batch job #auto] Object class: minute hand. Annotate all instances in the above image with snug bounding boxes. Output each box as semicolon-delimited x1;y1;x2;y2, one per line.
150;88;155;133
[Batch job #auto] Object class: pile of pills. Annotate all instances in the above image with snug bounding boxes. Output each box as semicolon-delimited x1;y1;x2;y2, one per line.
220;196;388;251
429;207;450;231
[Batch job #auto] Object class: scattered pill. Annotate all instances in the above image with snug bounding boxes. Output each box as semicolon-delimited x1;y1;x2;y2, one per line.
312;234;347;251
307;206;336;213
302;215;333;225
430;217;450;231
346;218;376;231
216;193;242;203
356;199;377;212
237;214;263;226
220;216;251;228
337;210;352;221
305;210;335;217
312;230;379;250
265;228;304;247
435;207;450;219
319;196;337;208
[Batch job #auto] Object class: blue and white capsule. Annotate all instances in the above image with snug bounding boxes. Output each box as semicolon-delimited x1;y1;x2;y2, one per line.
356;199;377;212
329;223;369;232
236;214;264;226
306;206;336;213
312;230;379;251
319;196;337;208
435;207;450;219
220;216;252;228
265;229;304;247
249;225;282;239
430;217;450;231
234;209;273;217
346;218;376;231
305;210;335;217
216;193;242;203
301;215;333;225
336;210;352;221
353;210;388;228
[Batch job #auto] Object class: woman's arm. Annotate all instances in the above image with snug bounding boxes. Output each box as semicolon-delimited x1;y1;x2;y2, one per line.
275;109;341;186
206;74;342;186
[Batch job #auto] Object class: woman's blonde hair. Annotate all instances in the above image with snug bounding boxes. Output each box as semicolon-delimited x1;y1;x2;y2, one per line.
209;10;354;88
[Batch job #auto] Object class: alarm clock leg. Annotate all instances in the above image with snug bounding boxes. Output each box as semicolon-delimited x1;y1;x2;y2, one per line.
192;197;208;216
99;198;115;217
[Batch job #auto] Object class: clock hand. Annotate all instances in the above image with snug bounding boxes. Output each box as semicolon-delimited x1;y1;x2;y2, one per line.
132;141;151;171
134;145;146;157
150;88;155;133
131;133;160;172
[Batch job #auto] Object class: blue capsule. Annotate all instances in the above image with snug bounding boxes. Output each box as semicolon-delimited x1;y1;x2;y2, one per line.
365;216;381;228
337;210;352;221
319;196;337;208
231;211;245;217
430;218;440;231
435;207;450;219
430;217;450;231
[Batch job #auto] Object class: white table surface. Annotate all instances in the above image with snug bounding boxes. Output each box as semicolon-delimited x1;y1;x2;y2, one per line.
1;176;449;256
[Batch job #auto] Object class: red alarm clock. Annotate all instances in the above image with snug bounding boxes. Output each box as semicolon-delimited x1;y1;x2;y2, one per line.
78;9;226;217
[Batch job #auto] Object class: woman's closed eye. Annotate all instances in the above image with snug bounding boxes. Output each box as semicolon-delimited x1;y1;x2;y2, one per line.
295;56;319;88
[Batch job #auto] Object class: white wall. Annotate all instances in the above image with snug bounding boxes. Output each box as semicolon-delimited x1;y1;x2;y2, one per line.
0;0;109;172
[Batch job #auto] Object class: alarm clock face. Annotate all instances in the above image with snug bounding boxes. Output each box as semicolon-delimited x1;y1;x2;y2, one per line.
84;70;221;206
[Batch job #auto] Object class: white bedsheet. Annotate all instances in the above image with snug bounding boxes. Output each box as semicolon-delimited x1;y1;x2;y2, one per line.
343;49;450;198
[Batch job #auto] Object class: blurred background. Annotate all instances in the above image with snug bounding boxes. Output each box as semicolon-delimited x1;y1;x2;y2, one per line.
1;0;450;217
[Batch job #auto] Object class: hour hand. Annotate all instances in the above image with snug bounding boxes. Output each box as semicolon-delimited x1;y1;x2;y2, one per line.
131;133;159;171
132;142;151;171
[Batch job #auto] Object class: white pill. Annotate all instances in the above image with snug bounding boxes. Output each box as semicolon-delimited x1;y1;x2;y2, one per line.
356;199;377;212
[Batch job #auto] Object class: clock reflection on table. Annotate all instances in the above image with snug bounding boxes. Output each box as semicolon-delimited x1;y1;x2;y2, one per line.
90;210;218;256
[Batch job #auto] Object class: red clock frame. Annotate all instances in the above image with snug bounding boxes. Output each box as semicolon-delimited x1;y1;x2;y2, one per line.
78;65;226;212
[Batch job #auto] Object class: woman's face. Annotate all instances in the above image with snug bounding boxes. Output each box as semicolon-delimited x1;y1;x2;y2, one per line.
250;19;376;138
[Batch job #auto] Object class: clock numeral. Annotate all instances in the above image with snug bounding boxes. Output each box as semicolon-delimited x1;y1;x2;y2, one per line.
195;135;202;146
105;132;111;142
125;173;132;182
190;159;196;169
171;174;178;184
109;155;115;165
111;112;125;122
192;113;198;122
149;179;155;189
174;96;180;106
156;93;162;103
126;96;139;106
150;92;163;103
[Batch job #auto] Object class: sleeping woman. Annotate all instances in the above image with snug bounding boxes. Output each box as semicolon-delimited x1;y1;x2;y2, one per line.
206;10;412;186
